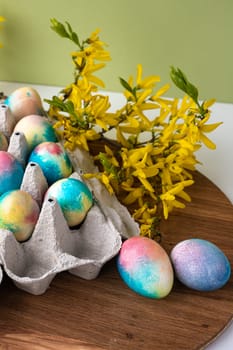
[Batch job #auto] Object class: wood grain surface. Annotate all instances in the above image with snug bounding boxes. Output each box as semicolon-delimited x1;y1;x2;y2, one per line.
0;171;232;350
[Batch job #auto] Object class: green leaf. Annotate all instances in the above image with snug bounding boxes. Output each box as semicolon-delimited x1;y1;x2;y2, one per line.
98;153;118;177
50;18;81;47
71;32;81;47
119;77;134;93
44;96;64;109
50;18;69;39
65;21;73;36
170;66;199;103
64;100;75;114
65;21;81;47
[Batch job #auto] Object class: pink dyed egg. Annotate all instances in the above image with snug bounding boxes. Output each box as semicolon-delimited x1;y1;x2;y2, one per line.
4;87;44;122
117;236;174;298
0;151;24;196
0;190;40;242
28;142;73;185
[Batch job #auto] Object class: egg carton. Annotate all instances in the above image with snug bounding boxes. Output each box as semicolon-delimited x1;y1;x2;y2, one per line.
0;104;139;295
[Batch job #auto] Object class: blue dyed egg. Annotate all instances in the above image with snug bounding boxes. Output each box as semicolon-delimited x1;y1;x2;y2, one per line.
14;114;58;154
45;178;93;227
0;151;24;196
4;87;44;122
170;238;231;291
117;236;174;299
28;142;73;185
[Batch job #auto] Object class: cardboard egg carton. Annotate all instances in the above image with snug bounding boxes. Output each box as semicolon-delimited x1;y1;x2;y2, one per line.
0;104;139;295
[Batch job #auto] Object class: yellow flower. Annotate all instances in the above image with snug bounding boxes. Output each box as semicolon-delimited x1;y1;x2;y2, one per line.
123;187;144;205
136;64;160;89
160;180;194;219
48;20;222;238
101;173;115;194
196;112;222;149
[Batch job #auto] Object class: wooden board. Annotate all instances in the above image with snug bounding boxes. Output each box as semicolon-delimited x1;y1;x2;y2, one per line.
0;171;232;350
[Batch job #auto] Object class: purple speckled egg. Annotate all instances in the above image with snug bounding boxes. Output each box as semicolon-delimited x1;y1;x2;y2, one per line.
13;114;58;154
28;142;73;185
170;238;231;291
4;87;44;122
0;190;40;242
117;236;174;299
0;151;24;196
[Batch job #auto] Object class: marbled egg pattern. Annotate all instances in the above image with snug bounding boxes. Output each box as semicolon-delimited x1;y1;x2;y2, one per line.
170;238;231;291
0;190;40;242
4;87;44;121
45;178;93;227
117;236;174;299
29;142;73;185
0;151;24;196
14;114;58;154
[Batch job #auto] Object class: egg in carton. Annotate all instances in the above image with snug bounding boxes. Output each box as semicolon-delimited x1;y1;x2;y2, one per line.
0;103;139;295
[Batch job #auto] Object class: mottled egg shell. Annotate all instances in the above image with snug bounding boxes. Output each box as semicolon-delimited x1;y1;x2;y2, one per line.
45;178;93;227
170;238;231;291
117;236;174;299
0;151;24;196
0;132;8;151
28;142;73;185
4;87;44;122
13;114;58;154
0;190;40;242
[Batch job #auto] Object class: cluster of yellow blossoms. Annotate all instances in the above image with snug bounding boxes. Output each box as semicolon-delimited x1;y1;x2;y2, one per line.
46;19;221;239
0;16;5;48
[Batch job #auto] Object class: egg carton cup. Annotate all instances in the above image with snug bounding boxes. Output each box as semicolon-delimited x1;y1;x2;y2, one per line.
0;104;139;295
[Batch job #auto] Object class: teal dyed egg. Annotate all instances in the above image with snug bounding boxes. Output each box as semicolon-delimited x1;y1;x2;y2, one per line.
0;151;24;196
45;178;93;227
13;114;58;154
0;190;40;242
28;142;73;185
117;236;174;299
4;87;44;122
170;238;231;291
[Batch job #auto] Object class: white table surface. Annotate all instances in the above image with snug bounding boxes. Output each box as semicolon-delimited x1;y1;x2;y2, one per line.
1;81;233;349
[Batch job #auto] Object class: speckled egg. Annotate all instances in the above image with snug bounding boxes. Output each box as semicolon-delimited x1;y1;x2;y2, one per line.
170;238;231;291
4;87;44;122
117;236;174;299
0;190;40;242
0;151;24;195
0;132;8;151
45;178;93;227
13;114;58;154
28;142;73;185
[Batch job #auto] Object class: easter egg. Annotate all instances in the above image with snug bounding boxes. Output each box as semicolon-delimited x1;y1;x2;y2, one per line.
0;132;8;151
170;238;231;291
45;178;93;227
117;236;174;299
0;190;40;242
13;114;58;154
4;87;44;122
0;151;24;195
28;142;73;185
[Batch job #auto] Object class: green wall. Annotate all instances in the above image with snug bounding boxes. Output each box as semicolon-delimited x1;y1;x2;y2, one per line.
0;0;233;103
